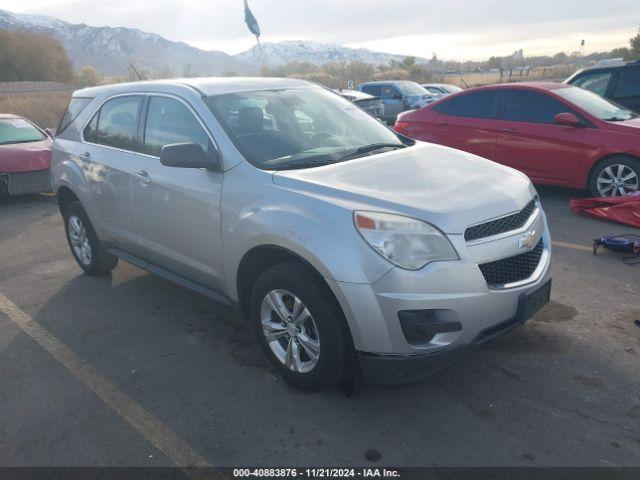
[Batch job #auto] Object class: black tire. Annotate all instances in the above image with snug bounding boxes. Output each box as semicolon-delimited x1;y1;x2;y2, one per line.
63;201;118;276
250;261;351;391
588;155;640;197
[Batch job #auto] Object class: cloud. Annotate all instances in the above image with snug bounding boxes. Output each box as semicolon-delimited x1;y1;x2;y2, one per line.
6;0;639;59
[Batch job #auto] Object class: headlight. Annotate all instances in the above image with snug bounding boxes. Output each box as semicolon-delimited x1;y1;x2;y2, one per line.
354;211;458;270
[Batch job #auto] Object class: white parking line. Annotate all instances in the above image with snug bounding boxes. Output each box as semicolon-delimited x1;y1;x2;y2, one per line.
0;291;212;472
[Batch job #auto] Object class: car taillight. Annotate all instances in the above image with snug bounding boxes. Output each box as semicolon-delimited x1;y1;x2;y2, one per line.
394;121;410;134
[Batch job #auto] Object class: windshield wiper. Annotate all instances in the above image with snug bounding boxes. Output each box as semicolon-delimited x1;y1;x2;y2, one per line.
603;116;631;122
336;143;406;161
271;159;336;171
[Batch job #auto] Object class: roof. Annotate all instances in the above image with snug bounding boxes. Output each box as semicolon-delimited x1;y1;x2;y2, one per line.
471;81;572;92
421;83;458;88
572;60;640;73
74;77;316;98
0;114;21;120
358;80;418;86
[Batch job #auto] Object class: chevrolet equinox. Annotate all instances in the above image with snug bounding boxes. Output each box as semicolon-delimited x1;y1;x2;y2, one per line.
52;78;552;390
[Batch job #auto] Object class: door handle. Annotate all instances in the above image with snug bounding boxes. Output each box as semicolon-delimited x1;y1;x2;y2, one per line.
134;170;151;185
78;152;91;164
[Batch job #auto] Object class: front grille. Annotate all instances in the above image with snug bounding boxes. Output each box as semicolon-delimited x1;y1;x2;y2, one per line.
465;199;537;242
479;238;544;287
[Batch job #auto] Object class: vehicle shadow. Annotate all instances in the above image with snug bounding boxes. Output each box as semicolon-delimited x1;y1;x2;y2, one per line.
0;193;56;208
20;263;640;466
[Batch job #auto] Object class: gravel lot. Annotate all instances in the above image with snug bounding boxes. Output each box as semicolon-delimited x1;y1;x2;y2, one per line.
0;187;639;467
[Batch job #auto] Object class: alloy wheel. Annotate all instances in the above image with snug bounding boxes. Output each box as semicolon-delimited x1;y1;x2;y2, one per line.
260;289;321;373
596;164;639;197
68;215;92;266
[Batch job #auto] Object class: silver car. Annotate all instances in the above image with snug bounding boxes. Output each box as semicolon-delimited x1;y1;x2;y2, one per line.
52;78;552;390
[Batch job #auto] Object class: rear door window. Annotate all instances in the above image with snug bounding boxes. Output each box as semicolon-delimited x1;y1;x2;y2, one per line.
361;85;382;97
142;96;213;157
572;72;612;96
612;68;640;99
502;90;570;124
435;91;499;119
84;95;143;151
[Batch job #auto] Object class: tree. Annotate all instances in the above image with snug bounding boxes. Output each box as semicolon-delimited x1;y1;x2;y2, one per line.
609;47;631;61
630;26;640;60
182;63;197;77
0;30;73;82
77;66;100;86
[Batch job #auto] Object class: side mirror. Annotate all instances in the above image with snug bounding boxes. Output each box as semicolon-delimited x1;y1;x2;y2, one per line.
160;142;221;170
554;112;584;127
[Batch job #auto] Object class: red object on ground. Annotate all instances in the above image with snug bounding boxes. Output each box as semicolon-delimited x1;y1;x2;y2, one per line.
570;195;640;228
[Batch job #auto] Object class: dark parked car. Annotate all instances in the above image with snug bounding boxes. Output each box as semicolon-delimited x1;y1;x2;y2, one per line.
358;81;435;124
565;60;640;113
0;114;52;196
334;89;385;120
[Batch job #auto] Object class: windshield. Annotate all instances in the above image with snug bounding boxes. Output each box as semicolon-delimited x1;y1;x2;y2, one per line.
205;87;404;170
0;118;46;145
399;82;429;96
555;86;635;121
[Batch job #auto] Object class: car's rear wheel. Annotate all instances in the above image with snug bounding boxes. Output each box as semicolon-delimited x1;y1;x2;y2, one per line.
250;261;351;391
588;156;640;197
63;201;118;276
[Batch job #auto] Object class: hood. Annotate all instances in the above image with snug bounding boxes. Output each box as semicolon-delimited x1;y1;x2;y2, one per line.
406;94;435;107
605;117;640;133
0;138;52;173
272;142;536;234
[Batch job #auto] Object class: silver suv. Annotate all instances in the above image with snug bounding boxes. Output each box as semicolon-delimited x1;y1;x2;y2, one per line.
52;78;552;390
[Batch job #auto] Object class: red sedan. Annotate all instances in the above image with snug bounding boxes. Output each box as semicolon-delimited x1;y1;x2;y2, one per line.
0;114;52;196
394;82;640;197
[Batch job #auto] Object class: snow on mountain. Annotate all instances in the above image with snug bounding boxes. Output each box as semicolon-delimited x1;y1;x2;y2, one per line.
236;40;428;68
0;9;429;77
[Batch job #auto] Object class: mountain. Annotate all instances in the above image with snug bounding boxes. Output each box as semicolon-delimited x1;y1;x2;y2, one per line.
0;9;429;77
0;9;252;77
236;40;428;68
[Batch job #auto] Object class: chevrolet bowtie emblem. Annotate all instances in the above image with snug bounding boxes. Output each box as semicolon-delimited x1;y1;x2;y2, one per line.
518;229;538;249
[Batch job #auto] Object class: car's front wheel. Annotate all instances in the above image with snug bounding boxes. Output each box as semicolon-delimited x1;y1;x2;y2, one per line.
589;156;640;197
250;261;351;391
63;201;118;276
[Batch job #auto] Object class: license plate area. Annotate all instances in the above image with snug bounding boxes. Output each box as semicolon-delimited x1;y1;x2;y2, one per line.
516;278;551;323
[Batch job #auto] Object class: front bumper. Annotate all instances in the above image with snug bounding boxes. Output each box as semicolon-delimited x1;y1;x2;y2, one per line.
326;206;552;385
358;278;551;385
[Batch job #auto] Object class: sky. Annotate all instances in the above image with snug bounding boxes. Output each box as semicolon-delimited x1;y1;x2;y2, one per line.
3;0;638;61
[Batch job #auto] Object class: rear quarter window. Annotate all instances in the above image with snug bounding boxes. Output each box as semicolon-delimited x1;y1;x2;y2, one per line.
57;97;93;135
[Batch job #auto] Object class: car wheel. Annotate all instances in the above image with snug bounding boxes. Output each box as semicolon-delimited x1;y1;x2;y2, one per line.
250;261;351;391
63;201;118;276
588;156;640;197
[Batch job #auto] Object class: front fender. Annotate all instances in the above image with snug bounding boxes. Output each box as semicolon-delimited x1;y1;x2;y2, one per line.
220;163;393;301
